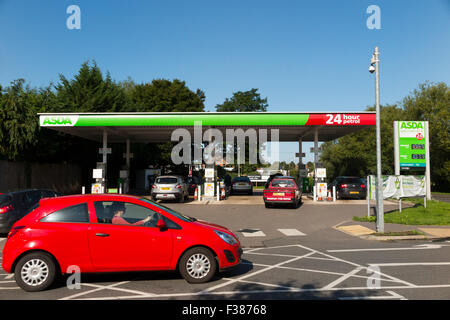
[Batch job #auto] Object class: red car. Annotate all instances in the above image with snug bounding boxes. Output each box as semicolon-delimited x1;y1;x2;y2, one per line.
263;176;303;208
2;194;242;292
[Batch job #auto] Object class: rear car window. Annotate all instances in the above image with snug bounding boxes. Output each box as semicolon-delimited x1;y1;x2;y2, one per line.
41;190;58;198
156;177;178;184
338;178;363;184
271;179;296;188
233;177;250;182
41;203;89;223
23;191;41;207
0;194;12;206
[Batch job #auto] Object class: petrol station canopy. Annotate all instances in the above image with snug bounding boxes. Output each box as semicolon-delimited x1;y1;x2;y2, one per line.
38;112;376;143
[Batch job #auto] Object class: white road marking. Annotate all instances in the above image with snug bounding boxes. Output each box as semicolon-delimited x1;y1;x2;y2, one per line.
322;267;364;290
244;252;300;258
243;244;299;253
4;274;14;280
81;283;156;297
59;281;132;300
297;244;417;288
305;256;338;262
241;230;266;237
43;243;449;300
371;262;450;267
242;261;404;284
74;284;450;300
277;229;306;236
0;238;5;243
199;251;315;294
327;244;443;253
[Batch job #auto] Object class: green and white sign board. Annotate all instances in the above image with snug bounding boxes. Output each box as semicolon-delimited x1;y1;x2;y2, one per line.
394;121;428;170
393;121;431;200
368;175;425;200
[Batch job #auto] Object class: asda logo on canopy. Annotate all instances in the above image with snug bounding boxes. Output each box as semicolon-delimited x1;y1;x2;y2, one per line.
400;121;424;129
40;115;79;126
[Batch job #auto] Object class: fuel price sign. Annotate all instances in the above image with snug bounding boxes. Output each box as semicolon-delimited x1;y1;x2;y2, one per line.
394;121;428;170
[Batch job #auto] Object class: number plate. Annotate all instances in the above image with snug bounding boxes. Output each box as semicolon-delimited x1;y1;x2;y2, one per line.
161;187;171;190
273;192;285;196
350;191;359;194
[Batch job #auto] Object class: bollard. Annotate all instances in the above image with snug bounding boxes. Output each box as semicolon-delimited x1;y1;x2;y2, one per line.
81;186;85;194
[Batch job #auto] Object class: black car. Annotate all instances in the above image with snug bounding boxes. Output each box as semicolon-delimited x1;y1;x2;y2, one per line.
186;176;202;195
0;189;61;234
328;177;366;200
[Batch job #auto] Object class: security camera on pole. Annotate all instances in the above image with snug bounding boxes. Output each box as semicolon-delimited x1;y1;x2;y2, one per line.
369;46;384;233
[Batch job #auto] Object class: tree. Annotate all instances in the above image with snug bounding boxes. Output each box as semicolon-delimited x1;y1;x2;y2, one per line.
0;79;41;160
215;89;268;174
126;79;205;112
401;82;449;190
215;88;268;112
320;82;449;191
123;79;206;169
55;61;128;112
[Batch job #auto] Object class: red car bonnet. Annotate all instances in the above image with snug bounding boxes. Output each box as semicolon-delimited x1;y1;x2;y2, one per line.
192;220;231;233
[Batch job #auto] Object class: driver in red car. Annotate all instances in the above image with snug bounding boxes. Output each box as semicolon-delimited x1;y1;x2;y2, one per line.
111;202;151;226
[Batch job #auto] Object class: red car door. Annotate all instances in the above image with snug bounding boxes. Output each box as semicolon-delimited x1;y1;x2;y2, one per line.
88;201;173;271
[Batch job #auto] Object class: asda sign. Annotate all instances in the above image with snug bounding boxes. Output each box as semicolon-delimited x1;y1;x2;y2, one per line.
394;121;428;170
40;115;79;126
400;121;423;129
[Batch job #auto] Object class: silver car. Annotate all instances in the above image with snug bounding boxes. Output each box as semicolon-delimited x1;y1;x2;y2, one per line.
231;176;253;195
151;175;189;203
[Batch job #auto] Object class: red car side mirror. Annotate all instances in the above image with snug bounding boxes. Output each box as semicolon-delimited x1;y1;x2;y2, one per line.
156;219;167;230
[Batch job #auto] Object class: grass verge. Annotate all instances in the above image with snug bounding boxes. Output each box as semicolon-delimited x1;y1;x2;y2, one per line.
354;198;450;225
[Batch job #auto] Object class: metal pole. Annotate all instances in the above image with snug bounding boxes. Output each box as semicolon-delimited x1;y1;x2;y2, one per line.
126;138;130;194
216;183;220;201
425;121;431;200
374;46;384;233
367;175;371;217
102;129;108;192
394;121;400;175
237;144;241;177
314;127;319;202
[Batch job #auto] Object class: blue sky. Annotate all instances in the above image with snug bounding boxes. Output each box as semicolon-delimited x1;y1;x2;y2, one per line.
1;0;449;163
